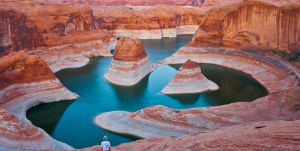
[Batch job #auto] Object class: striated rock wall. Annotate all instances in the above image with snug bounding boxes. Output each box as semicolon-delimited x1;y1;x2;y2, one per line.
191;0;300;52
0;0;94;53
161;60;219;94
0;51;77;150
104;38;160;86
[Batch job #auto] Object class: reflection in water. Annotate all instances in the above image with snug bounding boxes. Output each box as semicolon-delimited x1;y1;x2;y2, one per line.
200;64;268;105
110;75;149;99
168;64;268;105
26;35;268;149
168;94;201;105
26;100;75;134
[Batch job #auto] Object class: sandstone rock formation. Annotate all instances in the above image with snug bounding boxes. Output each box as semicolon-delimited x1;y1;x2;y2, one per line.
113;120;300;151
93;6;203;39
191;0;300;52
104;38;159;86
0;0;94;53
161;60;219;94
0;51;77;150
0;0;118;72
95;86;300;138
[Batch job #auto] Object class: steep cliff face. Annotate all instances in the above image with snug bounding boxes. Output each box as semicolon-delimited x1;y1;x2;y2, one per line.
0;0;94;53
55;0;206;6
191;0;300;52
104;38;159;86
93;7;203;31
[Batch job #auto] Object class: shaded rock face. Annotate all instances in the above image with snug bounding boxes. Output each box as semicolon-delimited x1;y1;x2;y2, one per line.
191;0;300;52
0;51;77;150
113;120;300;151
161;60;219;94
0;0;94;53
104;38;159;86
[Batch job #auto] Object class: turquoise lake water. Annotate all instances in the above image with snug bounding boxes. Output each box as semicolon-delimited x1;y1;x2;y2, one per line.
27;35;268;149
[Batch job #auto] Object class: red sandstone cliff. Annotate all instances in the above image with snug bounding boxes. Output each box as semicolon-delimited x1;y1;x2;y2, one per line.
0;0;94;53
190;0;300;52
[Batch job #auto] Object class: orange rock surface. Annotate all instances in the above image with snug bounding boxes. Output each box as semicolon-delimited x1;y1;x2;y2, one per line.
0;51;56;90
0;0;94;52
113;38;147;61
113;120;300;151
0;51;77;150
190;0;300;52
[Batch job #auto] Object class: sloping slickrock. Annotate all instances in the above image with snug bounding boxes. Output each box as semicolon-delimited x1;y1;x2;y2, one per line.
95;86;300;138
113;120;300;151
161;60;218;94
104;38;160;86
0;51;77;150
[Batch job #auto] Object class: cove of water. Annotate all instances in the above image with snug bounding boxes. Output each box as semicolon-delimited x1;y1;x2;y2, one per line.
27;35;268;149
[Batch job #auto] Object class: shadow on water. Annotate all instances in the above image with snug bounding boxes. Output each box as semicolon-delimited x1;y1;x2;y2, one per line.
56;57;101;78
200;64;269;105
166;63;268;106
109;75;149;99
168;94;201;105
26;100;75;135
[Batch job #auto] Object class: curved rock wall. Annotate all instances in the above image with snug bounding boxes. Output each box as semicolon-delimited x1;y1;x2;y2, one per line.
0;51;77;150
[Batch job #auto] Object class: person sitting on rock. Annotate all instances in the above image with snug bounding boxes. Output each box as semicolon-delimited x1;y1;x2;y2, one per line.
101;136;111;151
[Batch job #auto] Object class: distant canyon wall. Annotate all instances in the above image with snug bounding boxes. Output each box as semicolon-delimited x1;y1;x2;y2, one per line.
191;0;300;52
1;0;299;53
0;1;94;53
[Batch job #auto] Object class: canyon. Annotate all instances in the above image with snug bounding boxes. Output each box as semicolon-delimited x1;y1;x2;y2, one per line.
0;0;299;150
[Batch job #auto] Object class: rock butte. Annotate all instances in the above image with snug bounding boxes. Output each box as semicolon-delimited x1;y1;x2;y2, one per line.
0;0;299;150
161;60;219;95
104;38;160;86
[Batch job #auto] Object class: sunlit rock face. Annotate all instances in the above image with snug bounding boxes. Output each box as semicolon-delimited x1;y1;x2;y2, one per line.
104;38;160;86
161;60;219;94
0;51;77;150
191;0;300;52
0;1;94;53
113;120;300;151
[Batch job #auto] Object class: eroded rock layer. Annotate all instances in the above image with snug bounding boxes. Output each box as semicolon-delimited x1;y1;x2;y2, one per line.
191;0;300;52
113;120;300;151
160;46;299;93
0;51;77;150
95;86;300;138
104;38;159;86
161;60;219;94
